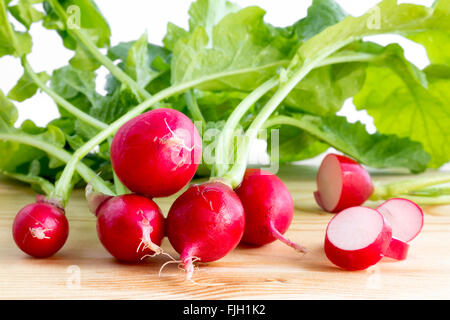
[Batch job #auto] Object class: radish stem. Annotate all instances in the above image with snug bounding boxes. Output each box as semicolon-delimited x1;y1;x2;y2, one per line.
0;133;113;196
371;174;450;201
215;77;278;177
21;58;108;130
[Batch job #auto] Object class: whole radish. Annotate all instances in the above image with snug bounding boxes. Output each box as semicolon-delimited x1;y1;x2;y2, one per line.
315;154;374;213
166;181;245;280
94;194;165;262
235;168;306;253
324;206;392;271
110;108;202;198
12;197;69;258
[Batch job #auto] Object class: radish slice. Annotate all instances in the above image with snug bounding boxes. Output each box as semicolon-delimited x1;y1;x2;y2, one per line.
324;206;392;271
376;198;424;242
384;237;409;261
315;154;374;213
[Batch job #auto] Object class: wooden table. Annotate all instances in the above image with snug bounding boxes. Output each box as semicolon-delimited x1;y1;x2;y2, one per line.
1;165;449;300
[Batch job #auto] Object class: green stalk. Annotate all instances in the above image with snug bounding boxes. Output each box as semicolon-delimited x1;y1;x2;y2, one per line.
409;186;450;197
47;0;151;101
0;133;114;197
214;52;379;180
214;78;278;178
185;90;206;128
22;58;108;131
216;49;378;187
51;59;295;205
370;175;450;200
222;43;357;187
0;170;55;195
391;194;450;206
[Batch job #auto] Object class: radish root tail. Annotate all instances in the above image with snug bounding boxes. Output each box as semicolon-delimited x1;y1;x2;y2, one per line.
270;224;307;254
181;256;201;281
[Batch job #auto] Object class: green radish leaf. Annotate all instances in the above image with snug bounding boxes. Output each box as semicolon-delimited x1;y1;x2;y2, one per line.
294;0;347;41
267;124;329;164
69;44;101;71
170;6;296;91
265;113;431;172
43;0;111;49
408;0;450;65
8;0;45;29
8;71;50;102
0;0;32;57
354;46;450;168
43;0;111;71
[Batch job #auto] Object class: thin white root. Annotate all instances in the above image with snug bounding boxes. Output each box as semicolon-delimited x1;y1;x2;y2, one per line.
137;238;164;255
159;260;182;277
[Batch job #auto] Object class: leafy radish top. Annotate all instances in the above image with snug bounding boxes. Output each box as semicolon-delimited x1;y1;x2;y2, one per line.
0;0;448;204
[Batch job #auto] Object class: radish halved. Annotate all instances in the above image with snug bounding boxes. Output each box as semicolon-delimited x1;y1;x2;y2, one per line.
376;198;424;242
324;206;392;271
315;154;374;213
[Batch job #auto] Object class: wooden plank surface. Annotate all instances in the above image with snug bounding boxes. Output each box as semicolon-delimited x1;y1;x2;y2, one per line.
1;165;449;300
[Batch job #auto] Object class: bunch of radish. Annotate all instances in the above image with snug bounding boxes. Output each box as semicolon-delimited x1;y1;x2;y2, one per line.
103;107;305;280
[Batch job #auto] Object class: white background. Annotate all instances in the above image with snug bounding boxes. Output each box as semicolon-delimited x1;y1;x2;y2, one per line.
1;0;446;168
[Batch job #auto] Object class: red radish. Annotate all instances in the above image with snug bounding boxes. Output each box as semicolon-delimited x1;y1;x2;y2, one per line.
324;206;392;271
235;168;306;253
95;194;165;262
376;198;424;242
12;198;69;258
315;154;374;213
384;237;409;261
110;108;202;198
166;181;245;280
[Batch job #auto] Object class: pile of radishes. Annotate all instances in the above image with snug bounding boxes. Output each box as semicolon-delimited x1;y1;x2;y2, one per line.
13;108;307;280
316;154;424;270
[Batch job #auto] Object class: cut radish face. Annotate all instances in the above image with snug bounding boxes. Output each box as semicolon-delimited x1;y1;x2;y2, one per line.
315;154;374;213
324;206;392;271
377;198;424;242
384;237;409;261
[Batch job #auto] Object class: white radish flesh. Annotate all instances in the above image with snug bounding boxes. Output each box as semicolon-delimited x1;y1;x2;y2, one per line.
377;198;424;242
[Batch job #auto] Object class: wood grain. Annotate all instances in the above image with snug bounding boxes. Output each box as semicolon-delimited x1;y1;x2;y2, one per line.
1;165;449;300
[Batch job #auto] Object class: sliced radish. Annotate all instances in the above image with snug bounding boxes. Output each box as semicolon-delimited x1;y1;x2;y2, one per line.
315;154;374;213
383;237;409;261
324;206;392;271
376;198;424;242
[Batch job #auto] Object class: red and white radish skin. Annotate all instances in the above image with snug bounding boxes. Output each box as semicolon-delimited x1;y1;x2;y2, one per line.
12;199;69;258
95;194;165;262
384;237;409;260
166;181;245;280
324;206;392;271
315;154;374;213
235;168;306;252
111;108;202;198
377;198;424;242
